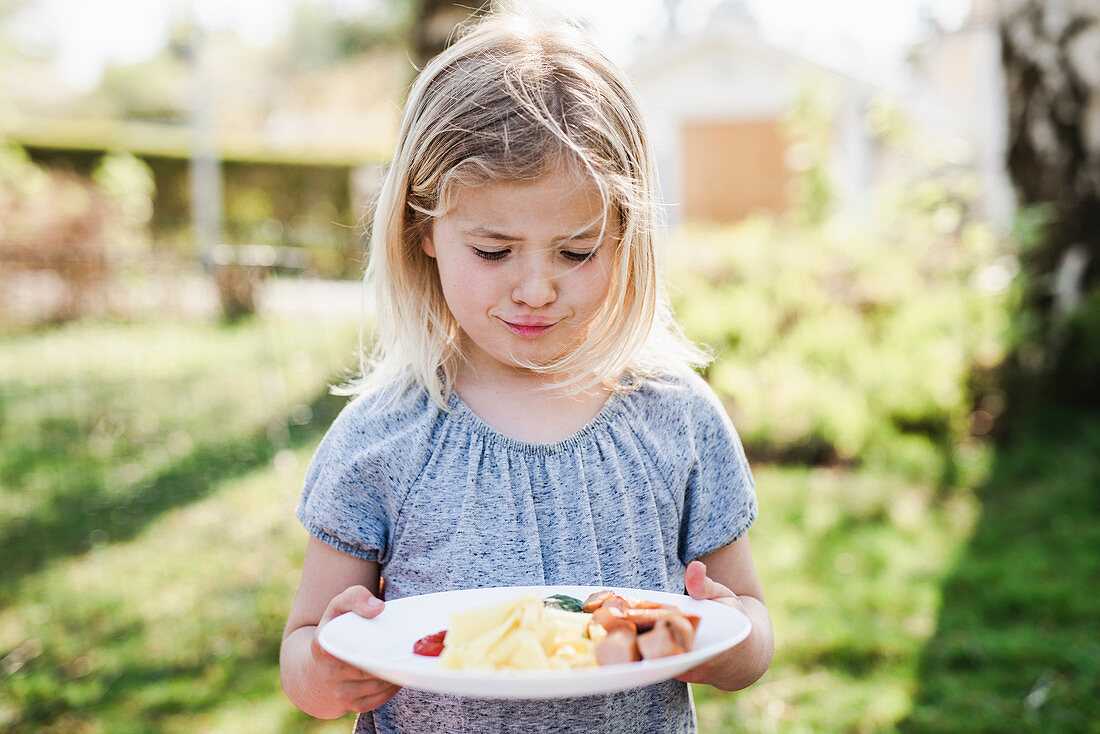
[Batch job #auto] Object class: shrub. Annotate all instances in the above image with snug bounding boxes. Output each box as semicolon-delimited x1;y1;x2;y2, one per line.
670;208;1014;483
0;142;156;326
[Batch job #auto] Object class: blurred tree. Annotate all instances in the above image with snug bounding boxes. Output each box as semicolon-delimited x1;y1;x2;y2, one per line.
411;0;488;66
1000;0;1100;408
782;79;838;228
0;140;125;324
64;1;414;122
0;0;70;119
86;29;192;121
288;0;411;69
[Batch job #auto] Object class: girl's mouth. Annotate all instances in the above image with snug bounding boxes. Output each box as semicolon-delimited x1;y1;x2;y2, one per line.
502;319;556;338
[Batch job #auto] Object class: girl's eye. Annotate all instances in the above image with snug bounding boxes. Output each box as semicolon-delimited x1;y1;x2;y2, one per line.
562;250;595;263
473;248;508;261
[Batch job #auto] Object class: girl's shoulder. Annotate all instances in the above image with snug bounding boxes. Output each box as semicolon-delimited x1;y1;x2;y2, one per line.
625;369;729;422
333;379;437;434
619;368;745;451
317;378;445;463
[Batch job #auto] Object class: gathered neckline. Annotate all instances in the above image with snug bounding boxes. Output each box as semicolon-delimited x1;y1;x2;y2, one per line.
445;386;626;456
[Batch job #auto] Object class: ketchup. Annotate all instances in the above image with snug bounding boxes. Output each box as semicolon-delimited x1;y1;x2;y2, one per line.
412;630;447;657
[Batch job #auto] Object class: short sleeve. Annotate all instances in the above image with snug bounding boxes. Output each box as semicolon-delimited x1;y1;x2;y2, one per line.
678;379;757;564
296;395;415;562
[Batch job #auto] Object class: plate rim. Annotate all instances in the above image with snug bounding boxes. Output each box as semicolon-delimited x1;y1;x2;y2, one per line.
317;584;752;698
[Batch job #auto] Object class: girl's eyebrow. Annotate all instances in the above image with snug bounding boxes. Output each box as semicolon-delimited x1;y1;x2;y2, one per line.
461;225;605;243
561;226;604;242
463;226;519;242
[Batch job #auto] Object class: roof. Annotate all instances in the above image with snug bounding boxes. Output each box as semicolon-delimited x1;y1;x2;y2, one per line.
628;7;893;94
3;116;387;167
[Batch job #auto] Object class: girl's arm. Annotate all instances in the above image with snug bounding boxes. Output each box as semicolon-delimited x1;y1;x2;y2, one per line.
675;536;774;691
280;536;402;718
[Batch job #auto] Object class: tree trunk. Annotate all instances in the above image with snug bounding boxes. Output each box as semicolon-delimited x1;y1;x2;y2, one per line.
411;0;488;67
999;0;1100;404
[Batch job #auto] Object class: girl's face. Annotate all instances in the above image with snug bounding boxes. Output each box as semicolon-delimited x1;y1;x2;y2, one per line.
423;168;617;381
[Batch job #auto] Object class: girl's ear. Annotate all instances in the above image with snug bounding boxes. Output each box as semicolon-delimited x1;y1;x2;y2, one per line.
421;233;436;258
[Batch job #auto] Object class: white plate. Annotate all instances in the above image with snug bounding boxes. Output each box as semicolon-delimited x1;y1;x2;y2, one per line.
318;585;751;699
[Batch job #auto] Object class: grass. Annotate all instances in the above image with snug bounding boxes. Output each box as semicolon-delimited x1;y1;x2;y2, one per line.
0;317;359;733
693;467;982;733
899;409;1100;734
694;408;1100;733
1;319;1097;732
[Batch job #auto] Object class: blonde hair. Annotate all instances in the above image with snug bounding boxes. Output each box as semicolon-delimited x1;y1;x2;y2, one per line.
344;10;709;405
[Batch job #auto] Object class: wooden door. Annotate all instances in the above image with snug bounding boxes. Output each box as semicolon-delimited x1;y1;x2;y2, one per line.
682;120;790;222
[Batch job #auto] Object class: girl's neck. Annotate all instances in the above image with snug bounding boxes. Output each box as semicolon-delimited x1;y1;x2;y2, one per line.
453;363;614;445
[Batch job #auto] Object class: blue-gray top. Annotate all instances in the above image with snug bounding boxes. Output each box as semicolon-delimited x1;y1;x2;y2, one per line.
297;370;757;733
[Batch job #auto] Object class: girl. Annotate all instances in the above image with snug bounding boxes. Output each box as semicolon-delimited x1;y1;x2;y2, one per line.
281;10;773;733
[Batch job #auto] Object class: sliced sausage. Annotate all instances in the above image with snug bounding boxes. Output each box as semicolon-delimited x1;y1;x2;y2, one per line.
595;628;641;665
582;590;615;613
636;617;691;659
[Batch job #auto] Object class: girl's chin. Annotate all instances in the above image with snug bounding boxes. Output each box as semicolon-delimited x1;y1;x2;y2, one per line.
463;330;582;372
490;346;568;373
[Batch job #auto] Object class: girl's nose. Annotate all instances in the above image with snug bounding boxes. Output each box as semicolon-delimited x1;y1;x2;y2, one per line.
512;263;558;308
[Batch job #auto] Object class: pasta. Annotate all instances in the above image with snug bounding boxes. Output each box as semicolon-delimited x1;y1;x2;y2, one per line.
437;594;597;671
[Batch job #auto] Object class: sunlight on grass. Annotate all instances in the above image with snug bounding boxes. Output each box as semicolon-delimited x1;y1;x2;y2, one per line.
0;442;349;732
0;318;358;597
4;439;987;733
693;464;982;733
0;317;360;732
899;412;1100;733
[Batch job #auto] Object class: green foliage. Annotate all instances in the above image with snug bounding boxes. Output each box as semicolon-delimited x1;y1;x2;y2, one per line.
92;150;156;255
286;0;412;68
694;409;1100;733
89;49;191;121
670;100;1016;482
671;212;1012;482
218;162;359;278
0;139;165;324
92;150;155;219
782;77;838;227
0;137;47;197
694;464;983;733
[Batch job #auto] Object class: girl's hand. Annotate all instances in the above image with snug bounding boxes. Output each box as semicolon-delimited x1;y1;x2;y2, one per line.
674;560;758;687
310;586;403;713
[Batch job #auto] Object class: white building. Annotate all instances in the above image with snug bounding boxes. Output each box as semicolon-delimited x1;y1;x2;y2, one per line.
628;0;1014;228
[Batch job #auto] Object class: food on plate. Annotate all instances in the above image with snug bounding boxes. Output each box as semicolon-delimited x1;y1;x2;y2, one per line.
435;594;597;671
542;593;586;612
585;592;701;665
412;630;447;657
412;590;702;672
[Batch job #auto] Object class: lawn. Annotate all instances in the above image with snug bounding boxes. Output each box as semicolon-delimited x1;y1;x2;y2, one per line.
0;317;360;733
695;409;1100;734
1;319;1096;732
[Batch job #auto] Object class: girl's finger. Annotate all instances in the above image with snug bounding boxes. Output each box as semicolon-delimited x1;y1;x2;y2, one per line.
312;641;386;685
336;674;399;696
320;655;375;683
320;586;385;627
685;560;736;600
347;682;403;713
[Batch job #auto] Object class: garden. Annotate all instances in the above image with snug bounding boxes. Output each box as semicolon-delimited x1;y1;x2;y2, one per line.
2;2;1098;730
2;185;1096;731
